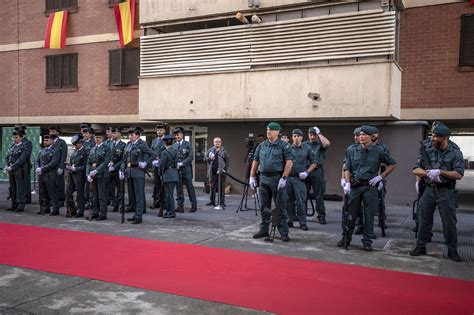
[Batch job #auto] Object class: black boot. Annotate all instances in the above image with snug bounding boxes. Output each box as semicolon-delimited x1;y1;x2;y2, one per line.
409;247;426;256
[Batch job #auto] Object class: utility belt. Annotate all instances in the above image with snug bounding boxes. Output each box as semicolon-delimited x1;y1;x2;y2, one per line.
88;163;98;168
260;172;282;177
432;181;455;190
127;162;140;168
289;172;301;178
165;166;176;171
350;179;371;188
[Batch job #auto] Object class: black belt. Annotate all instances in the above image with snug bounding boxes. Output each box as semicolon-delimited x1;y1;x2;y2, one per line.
351;180;370;187
260;172;282;177
434;182;455;189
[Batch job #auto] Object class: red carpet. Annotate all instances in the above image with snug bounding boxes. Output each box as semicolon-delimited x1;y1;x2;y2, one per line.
0;222;473;314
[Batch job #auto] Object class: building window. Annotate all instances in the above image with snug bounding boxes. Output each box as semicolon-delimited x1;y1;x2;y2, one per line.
45;0;78;13
46;53;78;90
460;14;474;66
109;48;139;86
109;0;125;7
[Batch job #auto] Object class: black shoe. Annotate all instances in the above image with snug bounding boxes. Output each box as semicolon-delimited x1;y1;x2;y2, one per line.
363;244;373;252
90;214;99;220
96;216;107;221
448;251;462;262
288;221;294;228
281;235;290;242
112;208;119;212
189;206;197;213
318;216;327;225
300;224;309;231
220;202;227;208
163;213;176;218
175;207;184;213
337;238;351;248
36;211;44;215
354;227;363;235
409;247;427;256
14;208;24;213
206;202;216;206
127;217;136;222
50;211;59;216
412;226;418;232
74;212;84;218
132;219;142;224
253;231;269;239
44;209;51;214
368;233;377;240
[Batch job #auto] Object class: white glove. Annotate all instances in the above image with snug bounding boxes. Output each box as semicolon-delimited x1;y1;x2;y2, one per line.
139;161;147;169
89;170;98;177
340;178;346;189
87;176;93;183
277;177;287;189
119;171;125;180
209;152;215;160
108;165;115;172
108;161;114;167
70;165;76;172
415;181;419;195
377;181;384;191
299;171;308;180
249;176;257;190
35;167;42;175
313;126;321;134
343;183;351;195
177;162;184;168
427;169;441;182
57;168;63;175
369;175;383;186
152;160;159;167
4;166;12;173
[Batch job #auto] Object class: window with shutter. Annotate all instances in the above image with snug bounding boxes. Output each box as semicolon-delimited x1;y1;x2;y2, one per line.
46;53;78;90
109;50;122;85
460;14;474;66
45;0;78;13
109;48;139;86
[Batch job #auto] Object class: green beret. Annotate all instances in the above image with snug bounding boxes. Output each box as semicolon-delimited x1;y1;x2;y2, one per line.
267;122;281;131
431;121;451;136
371;126;379;134
360;125;374;135
353;127;362;135
292;128;303;136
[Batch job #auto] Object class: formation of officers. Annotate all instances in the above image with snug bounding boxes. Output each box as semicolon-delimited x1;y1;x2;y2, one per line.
3;120;465;261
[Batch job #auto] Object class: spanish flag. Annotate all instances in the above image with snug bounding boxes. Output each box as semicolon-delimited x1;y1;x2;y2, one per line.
114;0;135;48
44;10;68;49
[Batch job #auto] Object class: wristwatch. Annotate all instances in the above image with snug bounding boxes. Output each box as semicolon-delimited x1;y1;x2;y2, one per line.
282;176;287;180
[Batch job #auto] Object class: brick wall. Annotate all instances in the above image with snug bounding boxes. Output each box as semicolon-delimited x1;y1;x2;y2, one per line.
399;2;474;109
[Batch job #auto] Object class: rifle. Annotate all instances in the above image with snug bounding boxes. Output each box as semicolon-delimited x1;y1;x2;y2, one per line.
306;192;316;217
419;142;447;206
341;194;350;250
377;185;386;237
119;178;125;224
264;189;284;242
65;170;75;218
7;168;16;210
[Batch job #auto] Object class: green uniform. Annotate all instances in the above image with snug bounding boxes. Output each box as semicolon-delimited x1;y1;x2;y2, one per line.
414;141;464;254
151;137;166;207
82;138;95;209
173;140;197;210
287;143;315;225
67;146;87;216
108;140;126;212
121;139;154;220
253;139;294;236
305;139;327;220
5;141;31;211
53;138;68;205
86;143;112;219
159;146;179;216
21;137;33;203
37;145;61;214
344;144;396;246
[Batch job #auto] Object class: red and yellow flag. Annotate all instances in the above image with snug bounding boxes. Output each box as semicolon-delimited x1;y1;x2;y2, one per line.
44;10;69;49
114;0;135;48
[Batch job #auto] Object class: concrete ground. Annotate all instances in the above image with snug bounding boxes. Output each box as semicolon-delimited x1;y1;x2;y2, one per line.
0;181;473;314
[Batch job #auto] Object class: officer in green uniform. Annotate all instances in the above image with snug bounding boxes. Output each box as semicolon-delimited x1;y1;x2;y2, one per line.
410;122;464;262
305;126;331;224
66;134;87;218
340;126;397;251
81;127;96;209
151;122;167;209
105;127;114;149
158;135;179;218
86;130;112;221
120;127;154;224
108;127;126;212
250;122;294;242
105;126;115;204
49;126;68;207
286;129;318;231
14;125;32;204
36;135;61;215
4;131;31;212
173;127;197;213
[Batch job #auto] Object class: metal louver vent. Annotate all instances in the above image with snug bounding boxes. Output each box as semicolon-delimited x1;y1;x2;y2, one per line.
140;9;395;77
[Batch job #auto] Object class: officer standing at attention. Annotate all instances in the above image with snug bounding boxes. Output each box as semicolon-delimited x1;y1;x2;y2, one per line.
158;135;179;218
14;125;33;204
173;127;197;213
204;137;230;208
86;130;112;221
81;126;95;209
305;126;331;225
151;122;167;209
4;130;31;212
249;122;294;242
36;135;61;215
339;126;396;251
410;122;464;262
108;127;126;212
120;127;154;224
105;127;114;149
49;126;68;207
65;135;87;218
287;129;318;231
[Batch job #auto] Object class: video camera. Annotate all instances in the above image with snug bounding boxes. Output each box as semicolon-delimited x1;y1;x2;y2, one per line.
245;133;255;153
